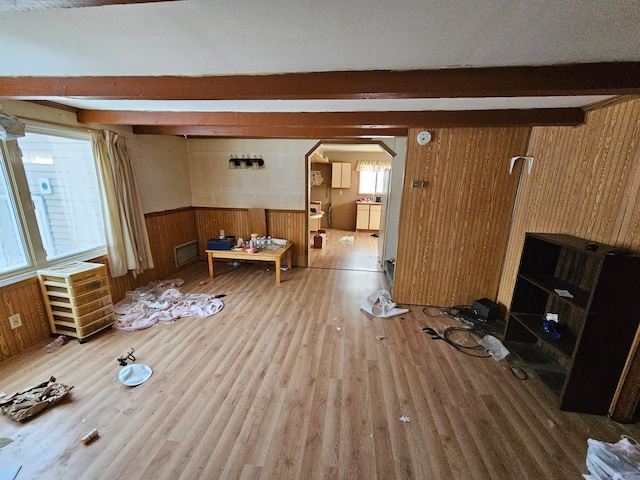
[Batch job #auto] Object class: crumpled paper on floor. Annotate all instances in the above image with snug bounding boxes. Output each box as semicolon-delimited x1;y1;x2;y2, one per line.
0;377;73;422
361;289;409;318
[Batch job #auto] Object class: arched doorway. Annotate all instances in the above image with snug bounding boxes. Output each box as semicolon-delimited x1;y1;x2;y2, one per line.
305;140;396;272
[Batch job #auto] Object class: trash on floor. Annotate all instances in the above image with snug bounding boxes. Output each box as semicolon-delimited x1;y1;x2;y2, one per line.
0;437;13;448
376;335;386;340
117;364;153;386
81;429;99;445
117;347;136;366
339;236;354;243
0;377;73;422
477;335;510;361
44;335;67;353
360;290;409;318
399;416;411;422
584;436;640;479
113;279;224;331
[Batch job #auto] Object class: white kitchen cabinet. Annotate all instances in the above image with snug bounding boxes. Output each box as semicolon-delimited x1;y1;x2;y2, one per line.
356;203;382;231
331;162;351;188
369;204;381;230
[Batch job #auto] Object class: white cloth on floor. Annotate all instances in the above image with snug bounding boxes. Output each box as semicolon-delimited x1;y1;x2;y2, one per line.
361;289;408;318
114;283;224;331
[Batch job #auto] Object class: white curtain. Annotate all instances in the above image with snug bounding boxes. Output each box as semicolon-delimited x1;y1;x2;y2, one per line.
356;160;392;172
92;131;154;278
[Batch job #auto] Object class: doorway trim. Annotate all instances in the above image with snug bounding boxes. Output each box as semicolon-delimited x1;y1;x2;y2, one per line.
305;139;397;267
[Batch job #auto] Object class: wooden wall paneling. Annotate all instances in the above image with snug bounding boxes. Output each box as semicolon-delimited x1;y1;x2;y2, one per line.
266;210;307;267
393;126;531;306
0;279;49;361
106;207;199;302
497;98;640;311
494;98;640;421
195;207;251;257
248;208;267;237
195;207;307;267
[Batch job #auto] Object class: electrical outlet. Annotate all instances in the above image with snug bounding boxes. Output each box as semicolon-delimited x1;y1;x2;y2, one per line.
9;313;22;329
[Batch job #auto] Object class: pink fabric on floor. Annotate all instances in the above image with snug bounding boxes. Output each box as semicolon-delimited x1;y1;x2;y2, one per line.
113;281;224;331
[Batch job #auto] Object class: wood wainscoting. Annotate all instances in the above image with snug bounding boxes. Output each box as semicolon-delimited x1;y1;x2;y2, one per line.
195;207;307;267
0;207;198;361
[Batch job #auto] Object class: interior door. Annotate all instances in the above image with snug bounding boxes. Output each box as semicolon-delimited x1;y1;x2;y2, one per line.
392;127;531;305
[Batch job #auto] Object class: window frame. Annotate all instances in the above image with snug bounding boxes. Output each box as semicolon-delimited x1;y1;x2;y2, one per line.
0;121;107;287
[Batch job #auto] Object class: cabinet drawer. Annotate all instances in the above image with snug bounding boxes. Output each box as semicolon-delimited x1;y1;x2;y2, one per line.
39;265;106;287
43;276;109;299
49;294;113;318
46;286;111;309
54;313;114;339
52;304;114;328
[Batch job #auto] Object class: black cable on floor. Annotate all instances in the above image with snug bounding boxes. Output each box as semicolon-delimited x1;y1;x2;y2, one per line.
421;305;528;380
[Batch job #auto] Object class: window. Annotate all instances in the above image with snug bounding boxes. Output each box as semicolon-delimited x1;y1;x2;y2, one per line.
0;122;106;284
359;170;385;195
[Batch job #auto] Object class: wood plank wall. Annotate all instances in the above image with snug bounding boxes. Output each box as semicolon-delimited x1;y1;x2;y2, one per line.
0;207;198;361
496;97;640;421
195;207;307;267
393;126;531;306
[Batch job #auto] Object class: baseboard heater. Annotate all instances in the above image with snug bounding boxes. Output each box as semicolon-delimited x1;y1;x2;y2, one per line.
174;240;199;268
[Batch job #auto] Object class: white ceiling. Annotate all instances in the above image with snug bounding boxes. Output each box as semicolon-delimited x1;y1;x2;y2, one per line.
0;0;638;128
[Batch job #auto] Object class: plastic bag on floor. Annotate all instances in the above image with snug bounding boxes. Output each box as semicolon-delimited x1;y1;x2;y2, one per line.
361;289;409;318
584;436;640;479
478;335;510;361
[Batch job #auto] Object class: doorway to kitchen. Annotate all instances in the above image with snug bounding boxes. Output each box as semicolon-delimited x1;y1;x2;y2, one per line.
306;141;396;273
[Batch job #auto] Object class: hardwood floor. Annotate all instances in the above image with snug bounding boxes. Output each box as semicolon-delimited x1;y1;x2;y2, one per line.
309;228;383;272
1;256;639;479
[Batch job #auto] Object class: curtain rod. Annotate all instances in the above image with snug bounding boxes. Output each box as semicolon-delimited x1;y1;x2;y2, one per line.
18;115;100;134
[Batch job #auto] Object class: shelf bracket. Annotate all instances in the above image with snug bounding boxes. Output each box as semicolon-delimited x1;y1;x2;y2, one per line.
509;156;534;175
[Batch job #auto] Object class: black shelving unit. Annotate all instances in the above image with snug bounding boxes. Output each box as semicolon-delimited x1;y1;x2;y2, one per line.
504;233;640;414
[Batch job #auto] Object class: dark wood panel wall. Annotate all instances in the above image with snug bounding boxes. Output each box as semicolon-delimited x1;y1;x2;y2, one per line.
393;126;531;305
0;207;198;361
495;97;640;421
194;207;307;267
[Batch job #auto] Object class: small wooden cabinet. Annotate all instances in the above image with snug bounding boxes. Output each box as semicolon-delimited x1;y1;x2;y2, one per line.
331;162;351;188
503;233;640;414
38;262;115;343
356;203;382;231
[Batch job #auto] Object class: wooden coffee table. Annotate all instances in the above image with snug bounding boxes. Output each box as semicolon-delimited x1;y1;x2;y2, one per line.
205;243;293;284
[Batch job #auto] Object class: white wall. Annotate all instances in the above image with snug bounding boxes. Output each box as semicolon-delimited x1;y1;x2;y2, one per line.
128;135;191;214
188;138;315;210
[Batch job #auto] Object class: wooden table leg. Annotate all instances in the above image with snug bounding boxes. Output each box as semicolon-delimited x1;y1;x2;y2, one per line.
275;258;281;283
286;249;292;270
208;253;215;278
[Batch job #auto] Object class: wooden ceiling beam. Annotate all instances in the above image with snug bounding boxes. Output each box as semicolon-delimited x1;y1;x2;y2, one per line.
132;125;409;138
80;108;585;128
2;62;639;100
